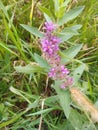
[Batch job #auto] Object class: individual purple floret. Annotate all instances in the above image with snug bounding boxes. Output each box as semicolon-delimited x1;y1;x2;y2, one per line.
67;77;73;85
48;68;56;78
60;83;66;89
51;36;61;44
60;77;73;89
61;65;69;75
43;22;57;32
40;22;73;89
41;39;53;55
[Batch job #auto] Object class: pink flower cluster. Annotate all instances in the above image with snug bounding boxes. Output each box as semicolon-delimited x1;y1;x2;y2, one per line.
40;22;73;89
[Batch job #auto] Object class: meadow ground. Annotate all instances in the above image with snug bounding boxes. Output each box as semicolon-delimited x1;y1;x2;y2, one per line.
0;0;98;130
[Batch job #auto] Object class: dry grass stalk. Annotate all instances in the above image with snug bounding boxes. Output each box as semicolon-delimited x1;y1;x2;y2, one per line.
70;87;98;123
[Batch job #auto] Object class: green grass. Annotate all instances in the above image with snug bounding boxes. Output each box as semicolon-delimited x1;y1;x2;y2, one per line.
0;0;98;129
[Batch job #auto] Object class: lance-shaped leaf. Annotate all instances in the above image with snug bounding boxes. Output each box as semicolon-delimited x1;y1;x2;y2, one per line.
44;13;52;22
0;42;18;56
14;63;47;74
38;5;53;18
53;80;71;119
34;53;50;71
20;24;44;38
58;6;85;26
60;24;82;35
58;25;82;42
60;44;83;63
72;63;86;85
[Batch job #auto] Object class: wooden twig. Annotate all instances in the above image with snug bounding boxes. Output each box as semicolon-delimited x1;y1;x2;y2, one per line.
38;99;45;130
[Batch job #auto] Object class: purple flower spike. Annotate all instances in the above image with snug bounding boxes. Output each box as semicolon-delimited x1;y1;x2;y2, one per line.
40;21;73;90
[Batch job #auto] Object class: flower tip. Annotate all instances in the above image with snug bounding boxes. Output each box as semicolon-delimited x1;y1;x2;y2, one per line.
44;22;57;32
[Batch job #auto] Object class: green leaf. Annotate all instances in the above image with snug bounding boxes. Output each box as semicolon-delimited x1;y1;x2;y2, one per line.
20;24;44;38
45;95;58;104
58;25;82;42
10;86;31;104
0;110;26;128
53;0;72;18
58;33;73;43
14;63;47;74
0;42;18;56
69;109;85;130
54;0;59;16
54;0;65;18
34;53;50;71
58;6;85;26
44;13;52;22
28;98;40;110
53;80;71;118
81;123;96;130
38;5;53;17
45;95;60;108
4;18;26;58
55;119;74;130
0;0;9;20
56;6;65;18
62;0;71;7
0;0;26;59
61;24;82;35
61;44;83;63
69;109;95;130
72;64;86;84
27;108;54;116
